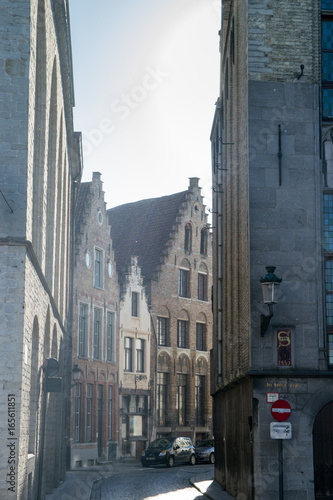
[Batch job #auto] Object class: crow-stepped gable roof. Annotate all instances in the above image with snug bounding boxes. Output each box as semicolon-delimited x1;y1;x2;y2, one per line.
108;178;203;280
107;190;187;280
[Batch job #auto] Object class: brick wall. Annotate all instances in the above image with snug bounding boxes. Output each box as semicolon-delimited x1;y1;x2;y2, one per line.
71;173;119;467
150;180;213;441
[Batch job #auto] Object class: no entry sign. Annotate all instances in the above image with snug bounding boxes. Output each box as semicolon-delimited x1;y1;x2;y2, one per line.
271;399;292;422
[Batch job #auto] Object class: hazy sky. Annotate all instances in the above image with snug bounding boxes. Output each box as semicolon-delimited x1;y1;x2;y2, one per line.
69;0;221;210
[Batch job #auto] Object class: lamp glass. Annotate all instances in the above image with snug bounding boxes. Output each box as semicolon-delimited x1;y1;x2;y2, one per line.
261;282;280;304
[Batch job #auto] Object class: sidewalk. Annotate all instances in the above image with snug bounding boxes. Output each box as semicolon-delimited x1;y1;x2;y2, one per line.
45;463;235;500
45;465;110;500
190;469;235;500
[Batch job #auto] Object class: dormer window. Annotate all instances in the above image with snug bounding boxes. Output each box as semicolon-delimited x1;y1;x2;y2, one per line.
184;223;192;252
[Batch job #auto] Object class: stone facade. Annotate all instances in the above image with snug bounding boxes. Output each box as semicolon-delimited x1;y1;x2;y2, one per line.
0;0;81;498
70;172;119;467
212;1;333;499
118;256;151;459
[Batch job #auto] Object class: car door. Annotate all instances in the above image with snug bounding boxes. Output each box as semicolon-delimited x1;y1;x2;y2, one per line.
183;438;191;462
173;438;182;463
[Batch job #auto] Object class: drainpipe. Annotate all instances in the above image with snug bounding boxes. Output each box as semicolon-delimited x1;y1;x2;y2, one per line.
149;308;158;443
217;115;223;384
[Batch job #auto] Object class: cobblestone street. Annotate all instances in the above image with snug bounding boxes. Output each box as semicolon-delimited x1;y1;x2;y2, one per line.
92;462;212;500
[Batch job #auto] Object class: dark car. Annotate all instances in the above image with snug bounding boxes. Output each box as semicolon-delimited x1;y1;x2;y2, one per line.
195;439;215;464
141;437;196;468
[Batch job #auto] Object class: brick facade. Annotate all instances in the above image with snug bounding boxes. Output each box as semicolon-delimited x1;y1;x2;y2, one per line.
108;178;213;445
70;173;119;467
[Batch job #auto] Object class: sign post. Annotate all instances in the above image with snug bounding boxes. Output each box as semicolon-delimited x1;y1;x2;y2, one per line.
270;399;292;500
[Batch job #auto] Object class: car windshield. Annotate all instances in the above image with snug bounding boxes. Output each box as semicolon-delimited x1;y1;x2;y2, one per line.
149;437;174;449
196;440;214;448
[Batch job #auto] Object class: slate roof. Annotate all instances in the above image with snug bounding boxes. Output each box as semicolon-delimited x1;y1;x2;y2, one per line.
107;191;188;280
74;181;91;236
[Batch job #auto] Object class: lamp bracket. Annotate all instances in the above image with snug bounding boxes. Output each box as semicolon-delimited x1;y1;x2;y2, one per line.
261;304;274;336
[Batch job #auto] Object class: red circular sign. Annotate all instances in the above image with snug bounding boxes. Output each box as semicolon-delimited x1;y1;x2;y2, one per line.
271;399;292;422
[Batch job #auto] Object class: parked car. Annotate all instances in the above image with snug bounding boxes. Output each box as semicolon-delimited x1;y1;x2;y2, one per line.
195;439;215;464
141;437;196;468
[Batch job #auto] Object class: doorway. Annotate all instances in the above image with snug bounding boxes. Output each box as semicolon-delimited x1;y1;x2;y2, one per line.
313;401;333;499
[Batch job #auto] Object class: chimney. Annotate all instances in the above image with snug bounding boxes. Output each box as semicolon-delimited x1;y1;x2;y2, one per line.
189;177;200;189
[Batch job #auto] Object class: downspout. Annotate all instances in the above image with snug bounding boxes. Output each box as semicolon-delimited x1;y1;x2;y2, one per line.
217;113;223;384
149;308;158;443
67;133;82;470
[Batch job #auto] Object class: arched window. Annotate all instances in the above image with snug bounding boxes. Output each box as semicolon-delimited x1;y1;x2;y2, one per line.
184;223;192;252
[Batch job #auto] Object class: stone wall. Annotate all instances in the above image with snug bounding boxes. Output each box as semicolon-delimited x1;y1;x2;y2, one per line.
0;0;79;497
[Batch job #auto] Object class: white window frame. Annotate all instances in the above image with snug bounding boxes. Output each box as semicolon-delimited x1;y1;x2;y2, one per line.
94;247;104;289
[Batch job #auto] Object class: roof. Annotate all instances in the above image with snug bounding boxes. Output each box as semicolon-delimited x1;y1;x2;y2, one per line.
74;181;91;236
107;191;188;280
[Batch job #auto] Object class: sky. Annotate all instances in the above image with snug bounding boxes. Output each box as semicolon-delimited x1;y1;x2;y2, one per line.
69;0;221;211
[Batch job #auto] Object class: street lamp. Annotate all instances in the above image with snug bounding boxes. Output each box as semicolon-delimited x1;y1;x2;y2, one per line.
72;364;82;381
260;266;282;336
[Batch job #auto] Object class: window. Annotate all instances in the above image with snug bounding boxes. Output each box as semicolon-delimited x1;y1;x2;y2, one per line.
195;375;205;426
157;372;168;425
74;383;81;443
179;268;190;297
86;384;92;442
78;303;88;357
324;194;333;365
136;339;145;373
106;312;115;362
322;2;333;118
200;228;208;255
198;272;208;301
177;320;188;348
132;292;139;317
184;223;192;252
93;307;102;359
196;323;206;351
94;248;103;288
176;374;187;426
157;317;168;346
325;258;333;365
124;337;133;371
108;386;112;440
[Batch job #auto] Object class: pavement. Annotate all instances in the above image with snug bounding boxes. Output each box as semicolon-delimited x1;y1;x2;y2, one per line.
45;461;235;500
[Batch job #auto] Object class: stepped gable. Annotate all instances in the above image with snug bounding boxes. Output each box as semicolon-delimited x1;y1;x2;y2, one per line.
108;190;187;280
74;181;91;236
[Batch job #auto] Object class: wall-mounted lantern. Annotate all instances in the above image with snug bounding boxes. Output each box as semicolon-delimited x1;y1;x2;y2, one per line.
72;363;82;381
260;266;282;336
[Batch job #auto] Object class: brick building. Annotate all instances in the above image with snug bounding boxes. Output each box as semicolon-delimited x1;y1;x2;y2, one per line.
0;0;81;498
70;172;119;467
118;256;151;459
108;178;213;444
211;1;333;499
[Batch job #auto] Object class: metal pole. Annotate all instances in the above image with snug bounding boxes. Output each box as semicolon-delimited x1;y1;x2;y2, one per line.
278;439;283;500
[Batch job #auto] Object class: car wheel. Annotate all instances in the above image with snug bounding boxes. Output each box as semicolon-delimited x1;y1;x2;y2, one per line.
141;461;149;468
209;453;215;464
190;454;196;466
167;456;175;468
